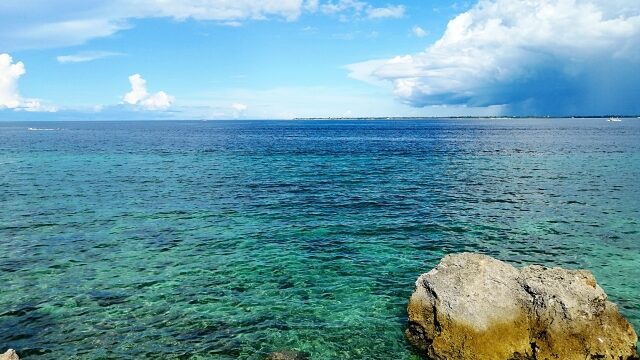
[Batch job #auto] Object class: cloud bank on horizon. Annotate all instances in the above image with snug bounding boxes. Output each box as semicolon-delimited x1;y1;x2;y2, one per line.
348;0;640;115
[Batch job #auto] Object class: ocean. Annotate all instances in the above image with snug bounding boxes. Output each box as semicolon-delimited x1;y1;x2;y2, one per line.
0;119;638;359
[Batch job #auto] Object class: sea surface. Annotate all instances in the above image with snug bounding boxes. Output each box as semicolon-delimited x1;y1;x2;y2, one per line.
0;119;639;359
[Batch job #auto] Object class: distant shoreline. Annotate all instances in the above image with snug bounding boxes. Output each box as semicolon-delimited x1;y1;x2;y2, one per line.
293;116;640;120
1;116;639;122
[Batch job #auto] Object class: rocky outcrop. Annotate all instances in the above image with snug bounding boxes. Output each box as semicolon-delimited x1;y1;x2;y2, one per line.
0;350;19;360
406;253;638;360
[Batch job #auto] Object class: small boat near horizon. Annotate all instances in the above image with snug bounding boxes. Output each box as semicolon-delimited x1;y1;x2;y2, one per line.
607;117;622;122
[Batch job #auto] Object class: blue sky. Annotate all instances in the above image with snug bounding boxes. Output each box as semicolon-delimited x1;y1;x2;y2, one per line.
1;0;639;119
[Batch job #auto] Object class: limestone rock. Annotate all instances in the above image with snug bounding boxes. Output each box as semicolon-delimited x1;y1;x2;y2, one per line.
406;253;638;360
265;350;310;360
0;350;19;360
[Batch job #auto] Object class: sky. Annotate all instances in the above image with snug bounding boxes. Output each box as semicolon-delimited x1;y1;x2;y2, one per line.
1;0;639;120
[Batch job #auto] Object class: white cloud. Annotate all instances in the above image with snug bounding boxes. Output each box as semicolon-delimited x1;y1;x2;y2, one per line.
344;59;389;86
366;5;405;19
57;51;123;64
0;1;303;50
0;53;24;109
140;91;173;110
320;1;405;20
0;0;405;50
321;0;367;14
231;103;248;112
221;21;243;27
304;0;320;12
0;53;54;111
231;102;249;118
412;26;428;38
2;17;130;51
348;0;640;114
123;74;173;110
131;0;306;22
124;74;149;105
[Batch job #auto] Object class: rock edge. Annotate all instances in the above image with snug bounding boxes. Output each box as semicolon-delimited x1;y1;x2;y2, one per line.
0;349;19;360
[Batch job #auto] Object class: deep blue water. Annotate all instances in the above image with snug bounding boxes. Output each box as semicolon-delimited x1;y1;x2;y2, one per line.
0;119;639;359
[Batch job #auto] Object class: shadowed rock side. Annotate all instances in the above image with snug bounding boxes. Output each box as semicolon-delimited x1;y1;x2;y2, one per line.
0;350;19;360
406;253;639;360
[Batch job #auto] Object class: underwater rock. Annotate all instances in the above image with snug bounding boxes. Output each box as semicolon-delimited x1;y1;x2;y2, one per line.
406;253;638;360
0;349;19;360
265;350;310;360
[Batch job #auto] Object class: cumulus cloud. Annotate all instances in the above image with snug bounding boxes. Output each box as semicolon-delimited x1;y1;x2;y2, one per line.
412;26;428;38
320;0;405;20
231;103;248;112
321;0;367;14
366;5;405;19
0;53;54;111
57;51;123;64
231;102;248;118
0;0;403;50
348;0;640;115
0;53;24;109
123;74;173;110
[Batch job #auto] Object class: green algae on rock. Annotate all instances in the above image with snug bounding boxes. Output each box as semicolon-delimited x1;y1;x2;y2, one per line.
265;350;310;360
406;253;639;360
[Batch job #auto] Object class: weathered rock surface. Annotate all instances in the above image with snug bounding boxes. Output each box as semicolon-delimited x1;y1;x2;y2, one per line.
0;350;19;360
265;350;310;360
406;253;638;360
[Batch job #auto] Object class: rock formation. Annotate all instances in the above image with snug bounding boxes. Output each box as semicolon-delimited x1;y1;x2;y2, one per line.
0;350;19;360
406;253;638;360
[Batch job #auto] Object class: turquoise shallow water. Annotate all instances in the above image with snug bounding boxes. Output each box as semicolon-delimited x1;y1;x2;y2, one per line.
0;119;639;359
